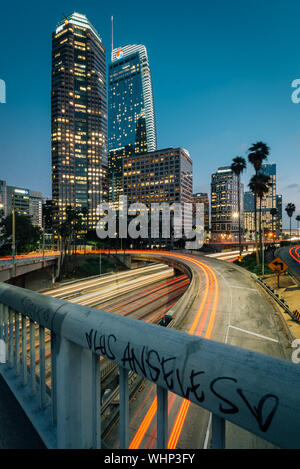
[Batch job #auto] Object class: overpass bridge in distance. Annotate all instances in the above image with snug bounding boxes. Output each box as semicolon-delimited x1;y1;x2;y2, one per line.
0;250;299;449
0;254;61;290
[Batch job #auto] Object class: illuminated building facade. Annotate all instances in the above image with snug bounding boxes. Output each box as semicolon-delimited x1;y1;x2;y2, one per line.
0;180;7;217
276;194;283;234
5;184;43;227
122;148;192;207
257;164;277;232
192;193;209;233
51;12;107;231
108;44;156;152
211;166;243;242
244;191;255;237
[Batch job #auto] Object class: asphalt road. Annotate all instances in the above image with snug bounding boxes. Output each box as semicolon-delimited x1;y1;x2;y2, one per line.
0;251;293;449
277;245;300;281
104;251;292;450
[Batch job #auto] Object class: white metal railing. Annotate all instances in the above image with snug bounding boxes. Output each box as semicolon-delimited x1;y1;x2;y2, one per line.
0;281;300;449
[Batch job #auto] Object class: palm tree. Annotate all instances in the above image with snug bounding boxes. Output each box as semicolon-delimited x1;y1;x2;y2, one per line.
248;141;270;263
231;156;247;256
248;173;272;262
296;215;300;238
270;207;278;240
285;203;296;241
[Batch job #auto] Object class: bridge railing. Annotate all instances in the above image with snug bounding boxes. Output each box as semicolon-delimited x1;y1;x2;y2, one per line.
0;281;299;449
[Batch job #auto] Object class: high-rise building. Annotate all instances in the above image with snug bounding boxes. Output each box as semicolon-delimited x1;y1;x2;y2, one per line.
122;147;192;206
0;180;7;217
244;191;255;236
108;44;157;153
257;164;277;232
51;12;107;232
210;166;243;242
276;194;283;234
192;193;209;233
5;185;43;227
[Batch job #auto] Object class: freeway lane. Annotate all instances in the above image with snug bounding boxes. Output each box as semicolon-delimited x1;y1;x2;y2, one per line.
277;245;300;281
104;250;292;449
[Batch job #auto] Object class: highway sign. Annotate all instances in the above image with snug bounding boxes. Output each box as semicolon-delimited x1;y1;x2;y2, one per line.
268;257;289;274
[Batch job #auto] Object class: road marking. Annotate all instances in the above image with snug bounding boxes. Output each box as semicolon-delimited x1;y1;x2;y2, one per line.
203;412;212;449
228;325;279;343
230;285;258;291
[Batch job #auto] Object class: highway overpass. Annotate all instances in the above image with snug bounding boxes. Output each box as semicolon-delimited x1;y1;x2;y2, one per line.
0;249;299;449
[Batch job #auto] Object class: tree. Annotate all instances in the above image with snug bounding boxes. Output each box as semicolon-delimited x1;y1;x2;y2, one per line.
57;206;86;255
285;203;296;241
248;141;270;264
0;214;42;255
248;173;272;261
231;156;247;256
296;215;300;238
270;207;278;240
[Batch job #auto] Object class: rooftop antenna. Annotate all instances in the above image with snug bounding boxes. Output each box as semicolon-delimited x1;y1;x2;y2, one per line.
62;12;69;25
111;15;114;56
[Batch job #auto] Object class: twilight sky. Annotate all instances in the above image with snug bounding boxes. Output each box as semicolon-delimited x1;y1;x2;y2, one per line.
1;0;300;228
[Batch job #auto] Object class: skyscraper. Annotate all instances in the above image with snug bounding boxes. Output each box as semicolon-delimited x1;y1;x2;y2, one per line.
51;12;107;232
108;44;157;153
276;194;283;234
244;191;255;237
210;166;242;242
257;163;277;232
5;184;43;227
192;193;209;233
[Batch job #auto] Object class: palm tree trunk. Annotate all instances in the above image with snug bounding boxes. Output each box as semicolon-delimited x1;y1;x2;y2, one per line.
290;217;292;242
259;197;263;263
254;193;259;265
238;175;241;256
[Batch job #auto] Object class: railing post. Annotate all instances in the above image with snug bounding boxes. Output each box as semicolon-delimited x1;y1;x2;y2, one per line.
56;336;100;449
211;413;226;449
119;366;129;449
157;385;168;449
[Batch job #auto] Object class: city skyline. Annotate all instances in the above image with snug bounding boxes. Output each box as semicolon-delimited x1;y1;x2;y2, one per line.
1;1;300;227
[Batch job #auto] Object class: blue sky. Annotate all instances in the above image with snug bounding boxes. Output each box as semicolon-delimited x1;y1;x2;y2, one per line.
1;0;300;227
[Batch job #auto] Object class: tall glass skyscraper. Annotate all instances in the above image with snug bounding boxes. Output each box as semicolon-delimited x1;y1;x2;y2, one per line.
51;12;107;232
108;44;157;152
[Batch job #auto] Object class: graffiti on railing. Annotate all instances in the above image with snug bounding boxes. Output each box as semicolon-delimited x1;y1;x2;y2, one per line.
85;328;279;433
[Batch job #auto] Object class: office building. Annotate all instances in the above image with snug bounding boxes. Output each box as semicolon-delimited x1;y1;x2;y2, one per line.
257;164;277;232
0;180;7;217
122;147;192;206
51;12;107;232
5;184;43;227
244;191;255;236
192;193;209;233
210;166;243;242
276;194;283;234
108;44;156;153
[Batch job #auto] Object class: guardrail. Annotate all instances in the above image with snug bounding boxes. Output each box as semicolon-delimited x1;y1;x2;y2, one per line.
257;277;300;324
0;281;300;449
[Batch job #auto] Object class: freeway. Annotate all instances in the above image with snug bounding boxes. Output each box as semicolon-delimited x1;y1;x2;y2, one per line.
102;250;292;450
277;245;300;280
38;263;189;388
